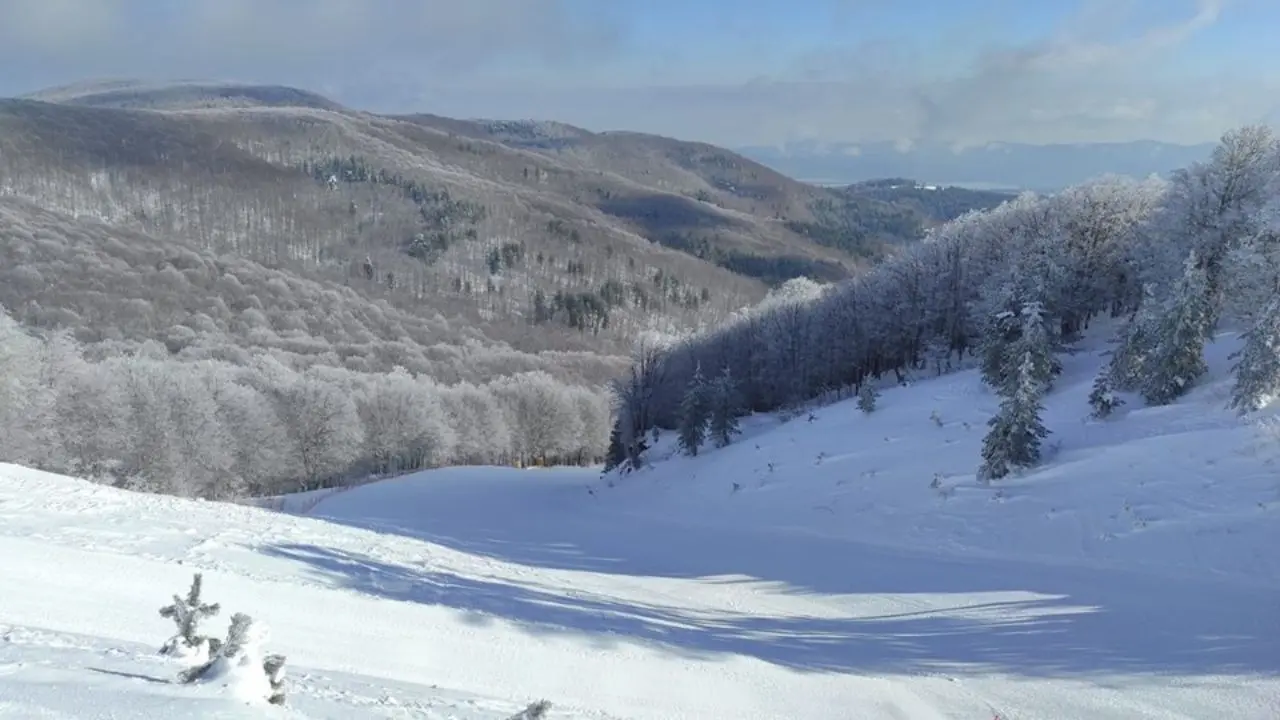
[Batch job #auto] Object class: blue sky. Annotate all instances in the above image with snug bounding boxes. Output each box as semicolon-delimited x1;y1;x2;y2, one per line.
1;0;1276;146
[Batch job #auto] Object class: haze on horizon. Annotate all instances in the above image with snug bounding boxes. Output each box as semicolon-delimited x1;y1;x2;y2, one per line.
1;0;1277;149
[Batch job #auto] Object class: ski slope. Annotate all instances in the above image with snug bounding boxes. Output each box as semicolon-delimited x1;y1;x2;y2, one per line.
1;331;1278;719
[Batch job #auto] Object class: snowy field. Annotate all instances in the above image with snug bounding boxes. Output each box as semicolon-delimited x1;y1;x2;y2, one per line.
1;330;1278;719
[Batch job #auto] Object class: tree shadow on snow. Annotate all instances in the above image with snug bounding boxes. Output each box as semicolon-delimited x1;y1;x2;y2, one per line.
260;541;1279;679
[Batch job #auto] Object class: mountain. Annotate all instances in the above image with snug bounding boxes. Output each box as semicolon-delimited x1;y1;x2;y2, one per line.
0;327;1275;717
738;139;1217;192
0;81;1005;384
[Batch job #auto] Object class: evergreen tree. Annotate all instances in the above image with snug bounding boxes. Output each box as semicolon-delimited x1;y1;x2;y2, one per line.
1229;296;1280;412
979;350;1051;481
181;612;286;705
1141;253;1213;405
677;364;710;456
505;700;553;720
263;654;288;705
1108;283;1161;391
159;573;222;658
1088;371;1123;419
980;308;1021;390
602;423;625;473
707;367;742;448
1011;301;1061;393
857;383;878;414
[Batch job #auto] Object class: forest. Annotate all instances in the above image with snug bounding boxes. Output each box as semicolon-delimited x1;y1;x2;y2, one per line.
609;126;1280;479
0;306;610;499
2;96;1275;499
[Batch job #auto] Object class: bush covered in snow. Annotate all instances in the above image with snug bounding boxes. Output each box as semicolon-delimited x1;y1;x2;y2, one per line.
158;573;222;663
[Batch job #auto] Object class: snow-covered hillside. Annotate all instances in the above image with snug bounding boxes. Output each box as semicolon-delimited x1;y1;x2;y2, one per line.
1;332;1277;719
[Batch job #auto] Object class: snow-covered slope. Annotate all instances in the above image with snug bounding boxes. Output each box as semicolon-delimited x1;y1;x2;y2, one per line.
1;331;1277;719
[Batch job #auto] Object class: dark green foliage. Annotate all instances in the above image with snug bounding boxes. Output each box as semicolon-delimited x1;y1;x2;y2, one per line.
677;365;711;456
486;242;526;274
1140;254;1213;406
707;367;743;448
505;700;552;720
603;423;625;473
302;155;487;265
980;351;1051;481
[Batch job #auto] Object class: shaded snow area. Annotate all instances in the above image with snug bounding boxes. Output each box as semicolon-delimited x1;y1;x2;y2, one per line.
1;332;1278;719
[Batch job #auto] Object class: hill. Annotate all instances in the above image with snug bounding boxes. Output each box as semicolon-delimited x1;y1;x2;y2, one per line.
0;82;1015;358
740;139;1217;191
0;327;1275;718
0;82;1009;373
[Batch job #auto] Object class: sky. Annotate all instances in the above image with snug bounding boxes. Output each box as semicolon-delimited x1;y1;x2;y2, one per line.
1;0;1277;148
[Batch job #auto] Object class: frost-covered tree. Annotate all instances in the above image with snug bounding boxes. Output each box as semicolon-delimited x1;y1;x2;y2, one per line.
981;299;1059;395
276;375;364;490
505;700;552;720
980;307;1021;391
1141;253;1213;406
1088;371;1123;419
1229;296;1280;412
0;309;47;465
707;366;742;448
677;364;710;456
979;350;1051;481
357;370;456;475
1011;301;1061;393
857;383;878;414
159;573;222;660
181;612;285;705
1107;283;1162;391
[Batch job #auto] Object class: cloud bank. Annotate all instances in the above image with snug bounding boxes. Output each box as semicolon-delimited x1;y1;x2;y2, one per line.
0;0;1274;146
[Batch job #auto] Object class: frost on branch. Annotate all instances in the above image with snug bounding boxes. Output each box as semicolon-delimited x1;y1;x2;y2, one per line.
505;700;552;720
1088;371;1123;419
159;572;222;662
181;612;287;705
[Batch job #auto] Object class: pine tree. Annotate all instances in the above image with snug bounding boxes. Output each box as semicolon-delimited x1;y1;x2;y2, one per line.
505;700;553;720
1229;296;1280;412
979;350;1051;481
1108;283;1161;391
602;423;625;473
980;308;1020;390
857;383;878;413
1141;253;1213;405
1011;301;1061;393
1088;371;1123;419
707;367;742;448
159;573;222;658
677;364;710;456
181;612;285;705
263;654;288;705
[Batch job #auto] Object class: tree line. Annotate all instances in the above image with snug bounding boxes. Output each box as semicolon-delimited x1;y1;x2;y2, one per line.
0;310;610;500
609;125;1280;480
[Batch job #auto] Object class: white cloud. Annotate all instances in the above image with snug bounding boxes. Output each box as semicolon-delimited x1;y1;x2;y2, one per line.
0;0;1272;146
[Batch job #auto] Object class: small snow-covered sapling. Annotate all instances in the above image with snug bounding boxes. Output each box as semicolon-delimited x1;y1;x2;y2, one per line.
181;612;288;705
159;572;222;657
505;700;552;720
264;653;288;705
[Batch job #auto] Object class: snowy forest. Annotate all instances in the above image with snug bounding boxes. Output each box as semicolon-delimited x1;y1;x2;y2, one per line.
0;310;611;499
2;124;1278;499
610;125;1280;478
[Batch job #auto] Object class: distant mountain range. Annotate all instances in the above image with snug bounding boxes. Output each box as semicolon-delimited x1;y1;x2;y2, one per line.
736;140;1217;193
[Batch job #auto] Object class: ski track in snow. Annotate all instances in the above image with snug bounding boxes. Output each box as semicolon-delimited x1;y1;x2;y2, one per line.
1;328;1278;718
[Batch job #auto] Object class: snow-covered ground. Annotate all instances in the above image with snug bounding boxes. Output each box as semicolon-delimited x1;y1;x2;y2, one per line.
1;330;1278;719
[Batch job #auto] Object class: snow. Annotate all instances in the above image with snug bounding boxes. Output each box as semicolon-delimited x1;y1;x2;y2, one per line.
1;329;1278;719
